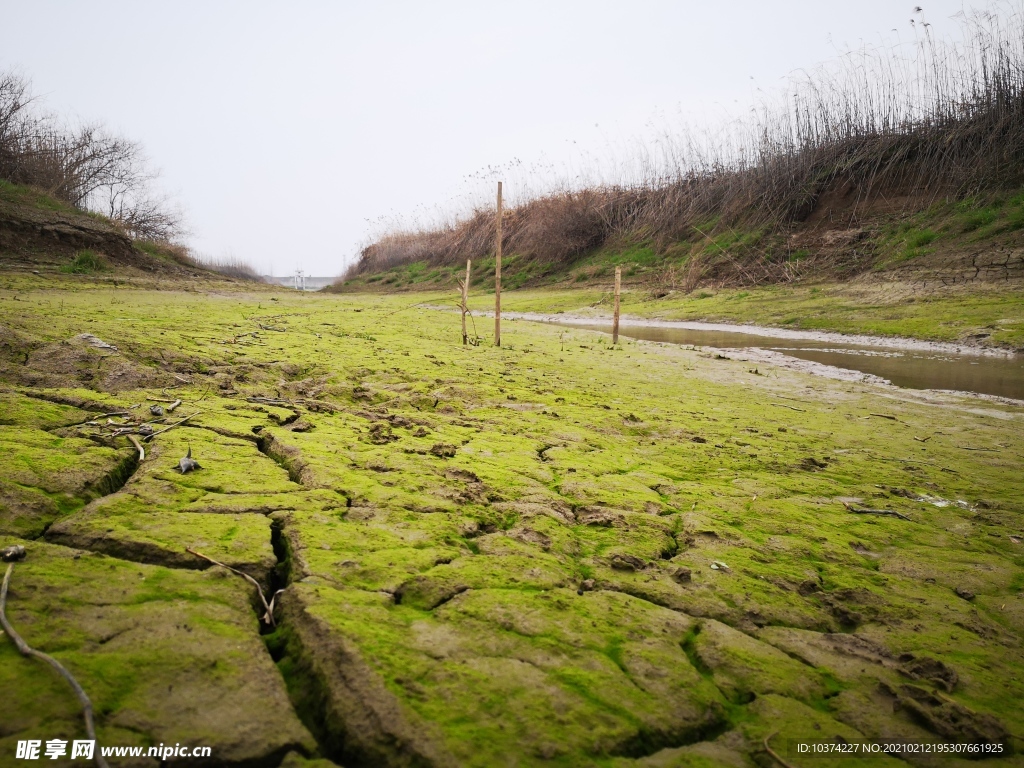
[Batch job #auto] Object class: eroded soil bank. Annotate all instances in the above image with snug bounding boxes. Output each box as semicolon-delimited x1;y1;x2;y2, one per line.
1;283;1022;767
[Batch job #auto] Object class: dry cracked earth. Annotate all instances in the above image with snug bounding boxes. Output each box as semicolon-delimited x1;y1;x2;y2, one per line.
0;287;1022;768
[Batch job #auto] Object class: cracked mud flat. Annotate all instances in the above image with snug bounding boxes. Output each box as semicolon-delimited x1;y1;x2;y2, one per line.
1;286;1023;767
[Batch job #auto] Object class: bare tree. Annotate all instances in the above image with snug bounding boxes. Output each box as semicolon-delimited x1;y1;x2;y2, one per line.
0;70;185;242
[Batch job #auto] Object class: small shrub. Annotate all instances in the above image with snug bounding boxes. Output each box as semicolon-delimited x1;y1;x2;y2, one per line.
958;209;997;232
59;250;104;274
1005;208;1024;231
906;230;939;248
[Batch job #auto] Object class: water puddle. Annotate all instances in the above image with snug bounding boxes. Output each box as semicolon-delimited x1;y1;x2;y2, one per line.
538;319;1024;400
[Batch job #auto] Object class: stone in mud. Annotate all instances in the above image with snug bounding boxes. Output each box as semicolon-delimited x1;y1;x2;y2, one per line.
509;526;552;550
177;445;201;473
671;566;692;584
954;585;976;601
2;543;26;561
610;553;647;571
0;538;315;763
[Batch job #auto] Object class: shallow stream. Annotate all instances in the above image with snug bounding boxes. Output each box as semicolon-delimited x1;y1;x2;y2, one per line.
539;318;1024;400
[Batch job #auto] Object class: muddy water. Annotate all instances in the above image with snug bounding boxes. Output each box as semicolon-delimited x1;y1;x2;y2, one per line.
544;321;1024;400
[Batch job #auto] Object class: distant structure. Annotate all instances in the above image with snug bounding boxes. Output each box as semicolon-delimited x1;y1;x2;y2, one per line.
260;274;335;291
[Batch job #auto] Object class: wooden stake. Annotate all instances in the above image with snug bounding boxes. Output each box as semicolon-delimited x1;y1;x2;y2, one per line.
612;265;621;345
495;181;502;347
461;259;471;345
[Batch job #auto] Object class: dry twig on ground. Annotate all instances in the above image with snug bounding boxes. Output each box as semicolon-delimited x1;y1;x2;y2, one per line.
185;548;282;626
1;562;110;768
843;501;911;521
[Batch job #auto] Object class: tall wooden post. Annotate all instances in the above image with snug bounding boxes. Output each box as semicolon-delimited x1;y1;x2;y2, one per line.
612;265;621;345
495;181;502;347
461;259;471;345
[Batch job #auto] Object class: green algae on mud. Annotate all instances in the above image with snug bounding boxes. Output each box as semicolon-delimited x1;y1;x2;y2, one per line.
0;284;1022;766
0;537;315;762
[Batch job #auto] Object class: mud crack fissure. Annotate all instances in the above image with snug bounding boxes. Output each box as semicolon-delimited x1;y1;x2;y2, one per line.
12;421;332;766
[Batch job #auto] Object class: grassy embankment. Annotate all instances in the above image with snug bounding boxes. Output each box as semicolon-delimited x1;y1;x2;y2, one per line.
1;276;1022;766
334;193;1024;351
338;6;1024;355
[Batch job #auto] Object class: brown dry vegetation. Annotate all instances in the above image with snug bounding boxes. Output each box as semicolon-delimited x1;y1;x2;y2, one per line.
347;6;1024;288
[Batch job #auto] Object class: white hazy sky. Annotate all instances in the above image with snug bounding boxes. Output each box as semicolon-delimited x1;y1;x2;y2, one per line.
1;1;979;275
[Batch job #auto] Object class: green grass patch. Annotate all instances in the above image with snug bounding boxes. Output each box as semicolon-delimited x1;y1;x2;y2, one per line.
59;250;105;274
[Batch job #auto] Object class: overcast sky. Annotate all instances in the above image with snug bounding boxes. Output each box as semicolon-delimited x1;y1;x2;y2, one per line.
1;1;981;276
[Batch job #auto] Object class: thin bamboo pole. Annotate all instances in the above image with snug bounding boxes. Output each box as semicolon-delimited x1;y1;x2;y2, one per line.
495;181;502;347
612;266;621;345
462;259;471;345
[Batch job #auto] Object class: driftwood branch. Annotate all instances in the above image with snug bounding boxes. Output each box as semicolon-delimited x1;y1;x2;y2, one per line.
843;502;911;521
248;396;295;407
185;548;278;626
147;397;182;411
127;434;145;461
1;563;110;768
143;411;204;441
762;730;797;768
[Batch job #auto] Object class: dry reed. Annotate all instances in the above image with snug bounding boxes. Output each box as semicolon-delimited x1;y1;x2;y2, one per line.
348;4;1024;284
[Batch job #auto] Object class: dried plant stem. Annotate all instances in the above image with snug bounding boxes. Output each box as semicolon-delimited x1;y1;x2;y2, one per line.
185;548;282;626
143;410;204;441
762;731;797;768
127;434;145;461
1;563;110;768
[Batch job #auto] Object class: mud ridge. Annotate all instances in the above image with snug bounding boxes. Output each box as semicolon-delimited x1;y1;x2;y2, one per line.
257;430;319;487
275;589;455;767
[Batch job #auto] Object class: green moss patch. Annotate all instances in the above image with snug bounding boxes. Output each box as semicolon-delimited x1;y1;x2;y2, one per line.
0;537;315;762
